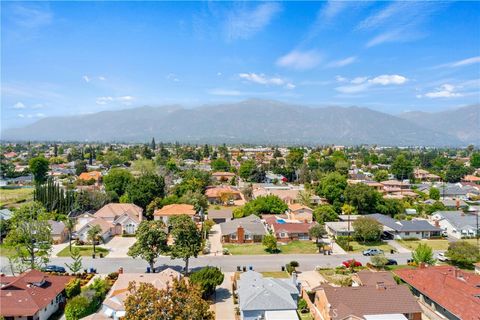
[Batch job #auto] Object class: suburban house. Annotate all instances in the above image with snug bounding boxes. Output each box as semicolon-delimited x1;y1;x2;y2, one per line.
153;204;196;224
78;170;102;184
270;221;314;242
287;203;313;223
462;175;480;184
394;266;480;320
311;283;422;320
212;171;236;182
0;270;73;320
368;213;441;239
325;221;355;237
236;270;300;320
76;203;143;241
48;220;68;244
252;185;302;205
207;208;233;223
352;270;398;287
205;186;244;205
414;169;440;182
440;198;468;209
95;268;181;320
431;211;479;239
219;215;267;243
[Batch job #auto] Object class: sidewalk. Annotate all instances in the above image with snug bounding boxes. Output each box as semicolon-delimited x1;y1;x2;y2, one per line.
51;242;70;257
214;272;235;320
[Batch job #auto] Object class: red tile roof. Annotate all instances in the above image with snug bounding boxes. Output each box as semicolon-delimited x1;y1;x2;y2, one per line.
0;270;73;317
394;266;480;320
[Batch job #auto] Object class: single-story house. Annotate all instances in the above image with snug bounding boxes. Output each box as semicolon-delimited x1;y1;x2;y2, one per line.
236;271;299;320
270;221;315;242
287;203;313;223
207;208;233;223
440;198;468;209
462;175;480;184
78;171;102;184
97;268;181;320
325;221;355;237
414;169;440;182
368;213;441;239
205;186;244;205
0;270;73;320
431;211;479;239
212;171;236;182
352;270;397;287
153;204;197;224
48;220;68;244
219;215;267;243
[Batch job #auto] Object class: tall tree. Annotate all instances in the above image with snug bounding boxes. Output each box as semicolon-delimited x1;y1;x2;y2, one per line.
29;157;50;183
169;215;202;274
391;154;413;181
313;205;339;224
126;173;165;211
5;202;53;270
65;247;83;273
344;183;381;215
103;168;133;198
309;224;327;252
124;278;214;320
190;266;224;298
87;225;102;254
446;241;480;268
75;160;87;176
352;217;382;243
128;220;168;272
150;137;156;150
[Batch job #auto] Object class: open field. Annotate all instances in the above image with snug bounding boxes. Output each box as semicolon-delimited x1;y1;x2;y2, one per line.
224;241;318;255
57;246;109;257
0;187;33;208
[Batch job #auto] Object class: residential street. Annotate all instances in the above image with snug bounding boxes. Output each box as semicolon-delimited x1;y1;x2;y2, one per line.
0;252;415;275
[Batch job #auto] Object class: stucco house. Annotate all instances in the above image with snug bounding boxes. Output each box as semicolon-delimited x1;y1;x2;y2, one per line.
431;211;479;239
287;203;313;223
219;215;267;243
368;213;441;239
153;204;197;224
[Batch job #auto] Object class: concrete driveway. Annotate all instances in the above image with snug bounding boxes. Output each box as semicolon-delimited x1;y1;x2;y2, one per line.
208;224;223;256
103;236;137;258
214;272;235;320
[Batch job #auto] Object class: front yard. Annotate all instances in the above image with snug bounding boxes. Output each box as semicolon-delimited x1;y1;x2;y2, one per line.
57;246;109;257
261;271;290;278
224;241;318;255
348;241;394;253
396;239;479;251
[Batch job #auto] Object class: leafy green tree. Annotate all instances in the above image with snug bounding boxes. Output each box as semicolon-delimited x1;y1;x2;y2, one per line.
65;247;83;273
470;152;480;168
75;190;111;212
65;278;81;298
313;205;339;224
317;172;347;208
352;217;382;243
371;254;389;269
211;158;230;172
103;168;133;197
65;295;91;320
344;183;381;215
411;243;435;265
87;225;102;254
74;160;87;176
445;161;469;183
262;234;278;253
376;198;404;217
446;241;480;268
128;220;168;272
5;202;52;270
374;170;389;182
173;169;211;197
29;157;50;183
126;173;165;211
190;266;224;298
286;148;304;170
391;154;413;180
429;187;440;200
236;195;288;217
308;224;327;252
239;160;257;181
169;215;202;274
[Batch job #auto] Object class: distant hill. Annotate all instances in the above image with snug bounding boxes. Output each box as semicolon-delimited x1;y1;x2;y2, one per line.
2;99;476;146
399;104;479;145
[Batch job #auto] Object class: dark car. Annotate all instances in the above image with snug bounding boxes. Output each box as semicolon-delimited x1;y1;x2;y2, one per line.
386;259;398;265
42;265;66;273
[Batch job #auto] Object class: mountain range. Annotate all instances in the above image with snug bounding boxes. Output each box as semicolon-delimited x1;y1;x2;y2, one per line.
2;100;478;146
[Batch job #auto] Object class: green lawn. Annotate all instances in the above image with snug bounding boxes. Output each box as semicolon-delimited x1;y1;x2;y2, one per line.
224;241;318;255
384;264;417;271
396;239;479;251
261;271;290;278
349;241;394;253
0;244;15;257
0;187;33;208
57;246;109;257
298;311;314;320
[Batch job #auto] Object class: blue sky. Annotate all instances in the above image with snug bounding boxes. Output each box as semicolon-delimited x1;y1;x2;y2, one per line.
2;1;480;128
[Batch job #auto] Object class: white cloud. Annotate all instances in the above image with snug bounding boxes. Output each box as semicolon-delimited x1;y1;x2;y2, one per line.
276;50;322;70
96;96;134;105
82;75;91;83
326;56;357;68
208;89;242;96
98;76;106;81
417;84;463;99
225;3;281;41
217;72;222;76
335;74;408;94
335;75;348;83
166;73;180;82
370;74;407;85
13;102;26;109
238;73;295;89
17;114;25;118
285;83;296;90
436;56;480;68
10;3;53;29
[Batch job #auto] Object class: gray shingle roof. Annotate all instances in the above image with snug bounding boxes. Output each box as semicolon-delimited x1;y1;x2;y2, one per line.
434;211;479;230
368;214;440;232
219;215;266;236
237;271;298;311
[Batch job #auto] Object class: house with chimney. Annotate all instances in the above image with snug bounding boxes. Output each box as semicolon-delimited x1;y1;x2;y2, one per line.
367;213;442;239
394;266;480;320
431;211;479;239
219;215;267;243
0;270;73;320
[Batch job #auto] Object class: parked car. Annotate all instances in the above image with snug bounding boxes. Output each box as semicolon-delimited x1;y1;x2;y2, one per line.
362;248;384;256
386;259;398;265
342;260;362;268
437;252;449;262
42;265;66;273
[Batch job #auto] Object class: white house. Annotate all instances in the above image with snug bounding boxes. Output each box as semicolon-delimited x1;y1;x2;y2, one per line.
431;211;479;239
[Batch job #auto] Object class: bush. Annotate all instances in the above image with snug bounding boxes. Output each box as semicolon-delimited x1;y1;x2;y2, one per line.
107;272;119;281
65;295;91;320
65;278;81;299
336;236;353;251
190;266;224;298
298;298;309;313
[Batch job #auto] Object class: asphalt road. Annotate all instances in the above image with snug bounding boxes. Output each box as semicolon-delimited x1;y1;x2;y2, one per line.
0;252;414;274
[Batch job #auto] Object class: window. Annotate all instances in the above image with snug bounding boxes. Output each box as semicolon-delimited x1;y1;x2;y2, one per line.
230;234;237;240
280;232;288;238
405;232;410;236
244;234;252;240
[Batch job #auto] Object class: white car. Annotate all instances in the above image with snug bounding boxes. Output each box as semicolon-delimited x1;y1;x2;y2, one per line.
437;252;449;262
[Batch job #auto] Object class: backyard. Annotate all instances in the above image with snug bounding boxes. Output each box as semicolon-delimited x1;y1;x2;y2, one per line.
57;246;109;257
0;187;33;208
396;239;480;251
224;241;318;255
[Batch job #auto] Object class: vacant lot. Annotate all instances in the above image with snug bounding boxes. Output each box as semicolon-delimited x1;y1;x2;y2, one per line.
57;246;109;257
397;239;479;251
0;187;33;208
224;241;318;255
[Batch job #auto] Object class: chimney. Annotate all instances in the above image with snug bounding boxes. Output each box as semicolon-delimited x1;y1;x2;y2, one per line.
376;282;386;290
419;262;426;269
434;220;440;228
456;199;460;210
237;225;245;244
118;267;124;274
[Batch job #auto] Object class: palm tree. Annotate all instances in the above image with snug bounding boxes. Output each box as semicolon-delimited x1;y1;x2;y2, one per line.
87;225;102;254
